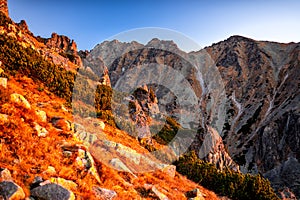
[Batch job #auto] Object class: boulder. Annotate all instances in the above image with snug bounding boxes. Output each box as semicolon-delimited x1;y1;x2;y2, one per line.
42;166;56;176
51;117;72;131
50;178;77;191
0;168;12;181
35;110;47;122
0;77;7;88
115;143;141;165
0;181;25;200
94;120;105;130
92;186;117;200
34;123;48;137
30;183;75;200
186;188;205;200
0;114;8;125
160;164;176;178
152;186;169;200
10;93;31;109
75;148;101;183
109;158;134;175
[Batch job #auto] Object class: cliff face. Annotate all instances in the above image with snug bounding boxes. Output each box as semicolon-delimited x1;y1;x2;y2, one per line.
207;36;300;196
86;36;300;197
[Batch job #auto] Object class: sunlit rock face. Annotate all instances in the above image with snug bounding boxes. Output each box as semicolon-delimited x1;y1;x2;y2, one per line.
206;36;300;196
86;36;300;196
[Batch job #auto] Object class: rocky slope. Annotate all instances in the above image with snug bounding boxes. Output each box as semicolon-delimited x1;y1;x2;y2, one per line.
0;3;224;199
0;0;295;198
85;35;300;197
207;36;300;197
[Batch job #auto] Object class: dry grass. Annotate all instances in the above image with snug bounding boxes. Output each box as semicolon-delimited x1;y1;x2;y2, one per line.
0;75;219;199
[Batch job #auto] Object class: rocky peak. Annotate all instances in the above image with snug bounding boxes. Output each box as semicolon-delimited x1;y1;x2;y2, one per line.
17;20;29;32
146;38;179;51
44;33;82;66
46;33;78;52
0;0;8;17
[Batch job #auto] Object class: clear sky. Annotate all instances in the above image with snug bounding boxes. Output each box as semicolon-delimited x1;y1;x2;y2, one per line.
8;0;300;52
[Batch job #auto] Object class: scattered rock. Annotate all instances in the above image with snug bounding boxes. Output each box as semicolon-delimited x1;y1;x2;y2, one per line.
160;164;176;178
110;158;135;176
92;186;117;200
186;188;205;200
0;168;12;181
51;117;72;131
35;110;47;122
34;123;48;137
42;166;56;176
0;181;25;200
0;114;8;125
10;93;31;109
94;120;105;130
75;148;101;183
30;183;75;200
152;186;169;200
50;177;77;191
61;105;69;113
0;77;7;88
115;143;141;165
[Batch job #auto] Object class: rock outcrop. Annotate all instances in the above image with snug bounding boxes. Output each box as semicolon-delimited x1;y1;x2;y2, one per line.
44;33;82;66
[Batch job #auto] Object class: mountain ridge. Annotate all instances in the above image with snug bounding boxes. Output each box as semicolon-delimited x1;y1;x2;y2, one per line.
0;2;297;199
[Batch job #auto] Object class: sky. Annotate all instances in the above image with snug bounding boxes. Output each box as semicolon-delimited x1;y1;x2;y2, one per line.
8;0;300;52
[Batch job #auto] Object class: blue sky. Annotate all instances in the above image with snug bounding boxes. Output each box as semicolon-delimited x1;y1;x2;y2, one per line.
8;0;300;52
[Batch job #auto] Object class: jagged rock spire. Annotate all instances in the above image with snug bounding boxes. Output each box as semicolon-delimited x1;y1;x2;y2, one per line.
0;0;9;17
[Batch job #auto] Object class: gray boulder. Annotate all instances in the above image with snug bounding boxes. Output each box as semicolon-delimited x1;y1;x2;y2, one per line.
30;183;75;200
0;181;25;200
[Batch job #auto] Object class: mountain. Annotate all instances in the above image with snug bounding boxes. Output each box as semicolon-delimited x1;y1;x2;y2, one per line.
0;1;291;199
84;35;300;197
206;36;300;196
0;6;222;200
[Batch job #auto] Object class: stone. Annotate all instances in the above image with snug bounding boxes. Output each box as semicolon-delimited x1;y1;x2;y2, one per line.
51;117;72;131
109;158;134;175
92;186;117;200
160;164;176;178
10;93;31;109
75;149;101;183
35;110;47;122
30;183;75;200
94;120;105;130
0;114;8;125
34;123;48;137
0;77;7;88
186;188;205;200
50;178;77;191
0;181;25;200
115;143;141;165
152;186;169;200
42;166;56;176
0;168;12;181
